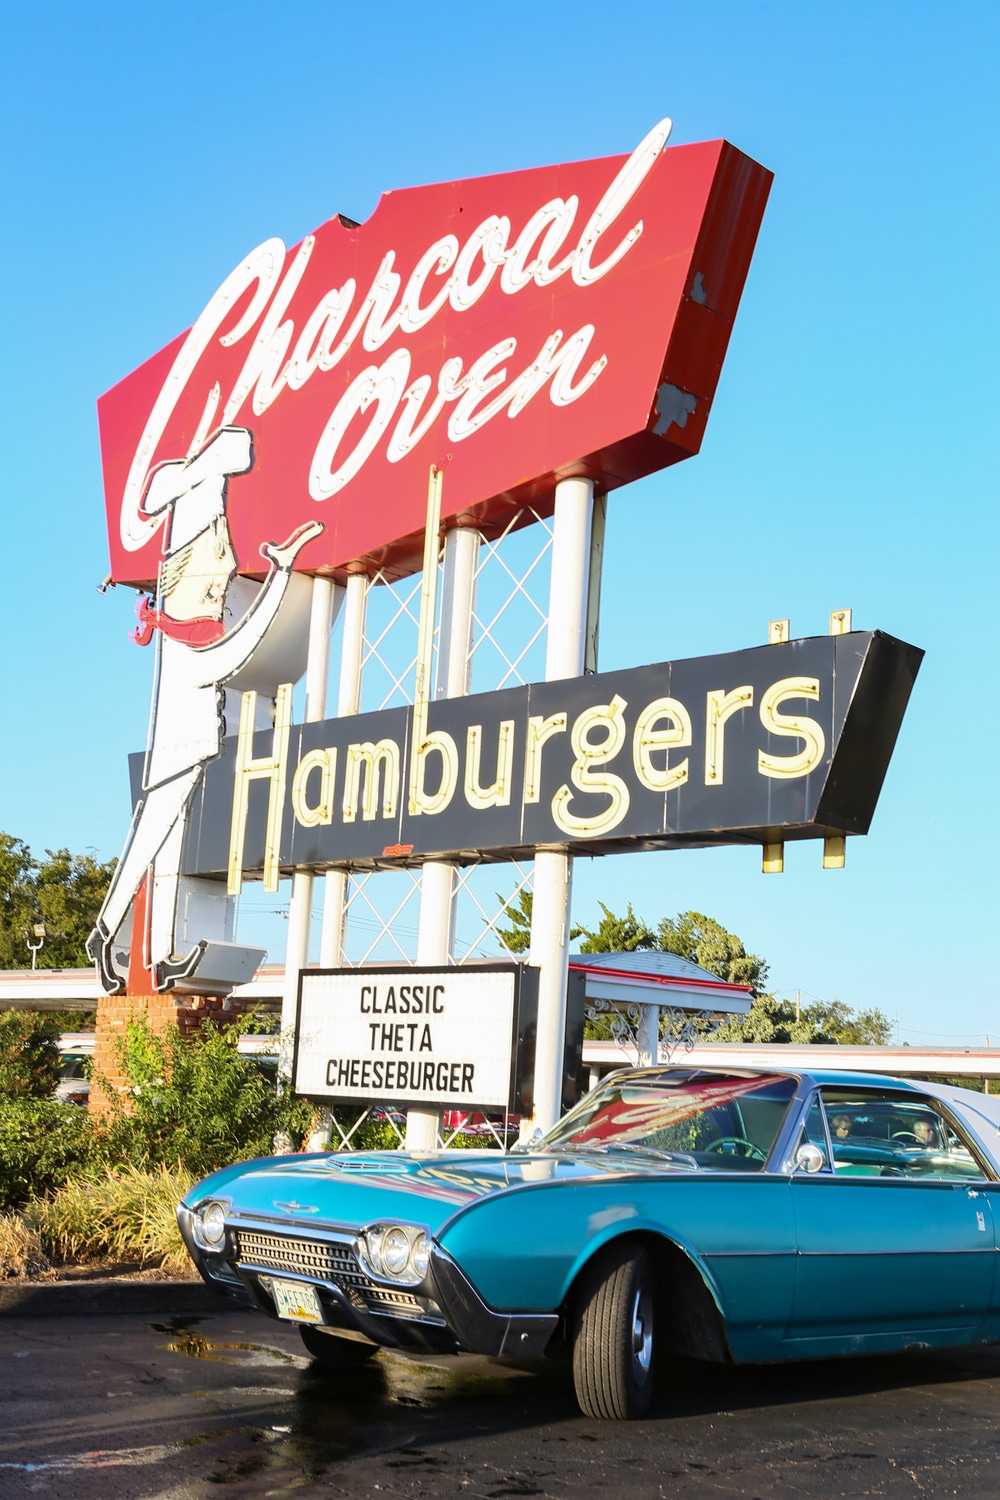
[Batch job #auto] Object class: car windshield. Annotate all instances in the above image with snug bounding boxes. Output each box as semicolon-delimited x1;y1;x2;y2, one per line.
537;1071;798;1172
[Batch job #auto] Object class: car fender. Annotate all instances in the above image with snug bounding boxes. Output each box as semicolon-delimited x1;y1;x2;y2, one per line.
435;1176;730;1320
556;1216;726;1322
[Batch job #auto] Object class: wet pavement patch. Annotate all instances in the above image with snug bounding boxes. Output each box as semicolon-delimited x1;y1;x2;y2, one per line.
5;1312;1000;1497
150;1316;304;1365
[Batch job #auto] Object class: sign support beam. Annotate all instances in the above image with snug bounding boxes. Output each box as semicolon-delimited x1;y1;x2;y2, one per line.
407;509;479;1150
529;476;594;1134
319;571;368;966
278;576;340;1117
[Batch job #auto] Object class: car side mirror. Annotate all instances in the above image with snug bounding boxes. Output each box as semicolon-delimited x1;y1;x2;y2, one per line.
511;1127;544;1154
795;1143;826;1174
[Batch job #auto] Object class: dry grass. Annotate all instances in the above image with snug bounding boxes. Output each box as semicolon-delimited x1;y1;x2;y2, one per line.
0;1211;52;1279
28;1163;195;1270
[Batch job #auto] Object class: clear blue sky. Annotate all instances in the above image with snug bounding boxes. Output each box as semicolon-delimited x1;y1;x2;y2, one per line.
1;2;997;1040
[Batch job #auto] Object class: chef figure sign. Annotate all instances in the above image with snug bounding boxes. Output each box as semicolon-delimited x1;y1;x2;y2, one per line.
88;425;321;994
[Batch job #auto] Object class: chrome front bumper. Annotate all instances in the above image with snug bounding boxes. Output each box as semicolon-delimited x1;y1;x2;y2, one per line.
177;1205;557;1359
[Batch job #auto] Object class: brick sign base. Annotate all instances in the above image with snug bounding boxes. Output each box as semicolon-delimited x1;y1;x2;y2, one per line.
89;991;245;1118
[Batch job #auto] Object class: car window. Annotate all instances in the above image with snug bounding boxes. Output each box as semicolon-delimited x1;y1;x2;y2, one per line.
537;1072;798;1171
820;1087;987;1181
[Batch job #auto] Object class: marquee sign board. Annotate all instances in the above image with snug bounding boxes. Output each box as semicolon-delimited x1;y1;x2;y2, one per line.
163;629;921;885
85;116;779;1000
98;120;771;587
88;114;923;1023
292;964;545;1111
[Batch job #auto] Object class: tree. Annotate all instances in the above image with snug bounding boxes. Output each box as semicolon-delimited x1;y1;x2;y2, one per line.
494;888;533;954
0;1010;61;1096
0;833;115;969
800;999;893;1046
495;889;584;955
578;902;655;953
655;911;770;995
711;992;814;1044
575;900;889;1046
0;835;35;967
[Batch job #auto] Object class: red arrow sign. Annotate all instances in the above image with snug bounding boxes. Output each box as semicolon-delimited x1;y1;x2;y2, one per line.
98;120;771;588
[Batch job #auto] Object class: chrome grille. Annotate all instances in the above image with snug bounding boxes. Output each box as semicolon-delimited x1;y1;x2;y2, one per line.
234;1229;366;1287
233;1228;435;1321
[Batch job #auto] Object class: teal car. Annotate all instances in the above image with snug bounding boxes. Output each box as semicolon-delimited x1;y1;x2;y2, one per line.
177;1067;1000;1420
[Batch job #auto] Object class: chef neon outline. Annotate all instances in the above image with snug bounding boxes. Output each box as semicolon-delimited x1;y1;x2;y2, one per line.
88;425;322;994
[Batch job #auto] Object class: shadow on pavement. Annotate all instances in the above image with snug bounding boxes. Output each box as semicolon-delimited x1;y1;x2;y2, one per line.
154;1313;1000;1487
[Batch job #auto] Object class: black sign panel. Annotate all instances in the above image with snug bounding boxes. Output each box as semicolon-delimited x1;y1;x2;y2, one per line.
175;630;921;879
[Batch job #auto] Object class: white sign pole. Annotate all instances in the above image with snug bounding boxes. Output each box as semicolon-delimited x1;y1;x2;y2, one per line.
303;572;367;1153
529;476;594;1133
319;570;368;966
407;508;479;1150
277;576;341;1129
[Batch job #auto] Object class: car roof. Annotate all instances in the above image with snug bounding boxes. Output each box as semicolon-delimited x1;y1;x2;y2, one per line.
603;1066;1000;1175
628;1065;927;1093
803;1070;926;1091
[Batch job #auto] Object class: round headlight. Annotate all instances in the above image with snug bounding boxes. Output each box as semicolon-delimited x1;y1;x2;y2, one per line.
200;1201;227;1247
383;1227;411;1276
410;1233;430;1278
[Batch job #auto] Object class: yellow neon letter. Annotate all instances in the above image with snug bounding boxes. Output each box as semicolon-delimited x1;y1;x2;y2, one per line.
705;685;753;785
408;730;459;816
633;696;692;792
465;721;515;810
228;684;292;894
342;740;400;821
552;694;630;837
291;747;336;828
523;712;567;804
758;677;826;779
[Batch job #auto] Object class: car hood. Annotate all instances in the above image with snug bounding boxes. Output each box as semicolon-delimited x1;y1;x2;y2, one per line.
186;1148;690;1237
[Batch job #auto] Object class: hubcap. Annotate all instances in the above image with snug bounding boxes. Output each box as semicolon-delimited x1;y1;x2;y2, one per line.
631;1285;653;1383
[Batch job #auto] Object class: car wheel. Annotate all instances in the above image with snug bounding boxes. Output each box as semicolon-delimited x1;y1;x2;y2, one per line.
572;1241;657;1420
298;1325;379;1366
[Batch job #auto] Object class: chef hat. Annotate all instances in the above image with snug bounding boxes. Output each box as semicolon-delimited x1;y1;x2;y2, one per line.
141;427;254;554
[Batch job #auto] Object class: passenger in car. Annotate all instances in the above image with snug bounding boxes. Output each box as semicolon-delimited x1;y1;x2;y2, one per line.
830;1113;853;1140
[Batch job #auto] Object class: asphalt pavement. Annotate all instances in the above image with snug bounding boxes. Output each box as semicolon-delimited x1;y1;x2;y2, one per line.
2;1306;1000;1498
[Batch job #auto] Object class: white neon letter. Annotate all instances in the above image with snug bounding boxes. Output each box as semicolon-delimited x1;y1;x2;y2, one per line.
399;236;459;332
309;347;411;499
450;216;511;312
572;116;672;287
120;237;285;552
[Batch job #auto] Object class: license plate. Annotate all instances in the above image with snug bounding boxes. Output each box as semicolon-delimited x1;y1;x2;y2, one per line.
271;1279;323;1323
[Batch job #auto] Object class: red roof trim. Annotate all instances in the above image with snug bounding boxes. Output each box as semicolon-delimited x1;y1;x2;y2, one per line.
567;961;752;995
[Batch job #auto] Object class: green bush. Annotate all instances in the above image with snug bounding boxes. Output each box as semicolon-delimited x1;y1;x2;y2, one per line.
345;1118;404;1152
0;1011;61;1097
0;1098;95;1208
29;1164;193;1269
98;1016;316;1177
0;1210;51;1278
